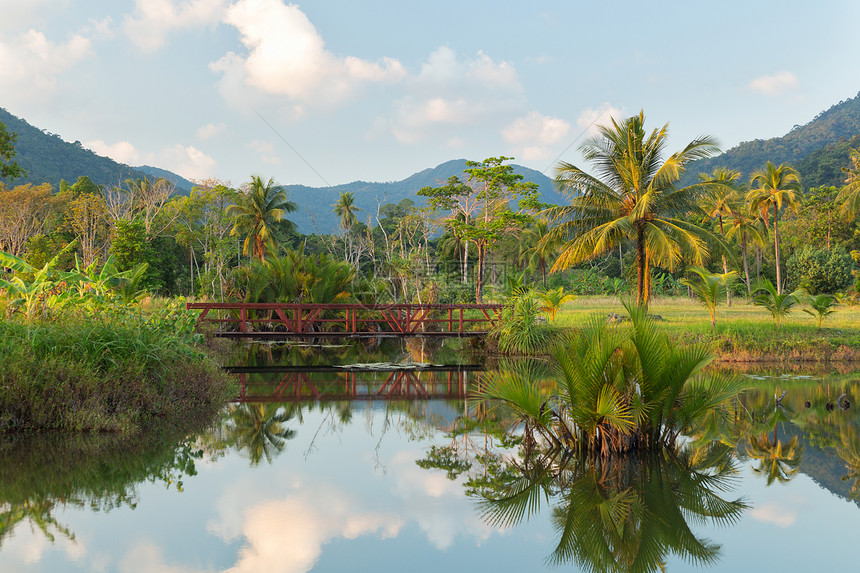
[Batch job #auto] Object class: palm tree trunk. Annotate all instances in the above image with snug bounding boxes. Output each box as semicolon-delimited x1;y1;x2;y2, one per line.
741;231;752;298
773;204;782;294
719;217;731;306
636;225;648;306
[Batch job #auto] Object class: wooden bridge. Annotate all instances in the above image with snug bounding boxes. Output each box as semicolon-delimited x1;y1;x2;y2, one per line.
227;365;483;403
186;303;504;338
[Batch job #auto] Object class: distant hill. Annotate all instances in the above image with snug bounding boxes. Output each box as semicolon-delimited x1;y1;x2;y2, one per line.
283;159;560;234
682;91;860;185
0;107;190;193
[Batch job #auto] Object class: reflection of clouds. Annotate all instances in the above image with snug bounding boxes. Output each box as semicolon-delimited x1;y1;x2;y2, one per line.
749;502;797;528
220;486;402;573
2;518;84;566
211;445;503;572
118;540;205;573
388;450;498;550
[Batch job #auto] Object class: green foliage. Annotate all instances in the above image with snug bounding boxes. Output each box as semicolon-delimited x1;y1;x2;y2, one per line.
478;302;745;454
786;245;854;294
0;309;232;433
680;266;738;330
802;292;838;330
227;175;297;261
0;120;24;180
228;247;355;304
492;290;557;355
544;111;726;306
752;278;803;329
538;286;576;321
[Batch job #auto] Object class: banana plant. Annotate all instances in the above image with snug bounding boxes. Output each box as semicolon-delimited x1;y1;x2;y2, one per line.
0;242;79;320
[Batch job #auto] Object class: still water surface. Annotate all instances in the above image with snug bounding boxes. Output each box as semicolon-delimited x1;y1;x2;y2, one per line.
2;340;859;572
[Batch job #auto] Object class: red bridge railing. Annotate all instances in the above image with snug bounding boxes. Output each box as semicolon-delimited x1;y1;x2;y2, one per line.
186;302;504;337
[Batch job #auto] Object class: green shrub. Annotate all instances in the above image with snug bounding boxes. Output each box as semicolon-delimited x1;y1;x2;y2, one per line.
786;245;854;293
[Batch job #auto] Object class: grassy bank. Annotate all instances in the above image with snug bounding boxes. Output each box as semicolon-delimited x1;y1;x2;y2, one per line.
553;296;860;363
0;310;234;433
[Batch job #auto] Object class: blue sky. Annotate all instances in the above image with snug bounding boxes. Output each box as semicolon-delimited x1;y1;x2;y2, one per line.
1;0;858;188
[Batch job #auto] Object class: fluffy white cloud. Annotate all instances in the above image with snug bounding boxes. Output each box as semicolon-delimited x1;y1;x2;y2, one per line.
216;486;402;573
246;140;280;165
384;47;524;143
748;71;798;96
123;0;227;52
85;139;142;164
213;0;405;109
0;0;60;33
749;502;797;528
576;103;624;138
0;29;92;107
85;140;217;179
197;122;227;139
502;111;570;161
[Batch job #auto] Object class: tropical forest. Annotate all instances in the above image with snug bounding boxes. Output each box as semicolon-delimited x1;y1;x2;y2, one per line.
2;92;860;572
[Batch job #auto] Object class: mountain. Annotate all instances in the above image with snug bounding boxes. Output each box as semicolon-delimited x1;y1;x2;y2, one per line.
682;91;860;185
0;107;192;193
283;159;560;234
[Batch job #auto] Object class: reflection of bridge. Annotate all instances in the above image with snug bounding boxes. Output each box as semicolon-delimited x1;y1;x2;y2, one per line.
228;365;483;403
187;303;504;338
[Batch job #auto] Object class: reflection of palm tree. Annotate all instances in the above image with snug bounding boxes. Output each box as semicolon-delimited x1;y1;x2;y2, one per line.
0;499;75;548
747;433;802;486
476;446;746;573
836;425;860;499
225;403;297;466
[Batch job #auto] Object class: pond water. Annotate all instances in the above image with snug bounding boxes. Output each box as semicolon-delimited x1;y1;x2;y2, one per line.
2;339;860;573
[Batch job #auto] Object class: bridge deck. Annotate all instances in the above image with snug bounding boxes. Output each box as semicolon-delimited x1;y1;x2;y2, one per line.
187;302;504;338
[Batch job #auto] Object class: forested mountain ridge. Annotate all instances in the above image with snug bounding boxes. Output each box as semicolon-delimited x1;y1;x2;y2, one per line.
0;107;156;190
682;91;860;185
284;159;558;234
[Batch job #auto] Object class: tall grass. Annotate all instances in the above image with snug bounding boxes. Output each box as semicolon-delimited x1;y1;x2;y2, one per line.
0;314;234;433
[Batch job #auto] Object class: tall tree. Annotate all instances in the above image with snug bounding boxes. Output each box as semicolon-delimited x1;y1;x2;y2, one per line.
543;111;723;305
420;158;539;302
747;162;802;294
836;146;860;220
724;199;767;298
227;175;296;261
0;183;54;256
332;191;363;264
0;121;24;180
698;168;743;305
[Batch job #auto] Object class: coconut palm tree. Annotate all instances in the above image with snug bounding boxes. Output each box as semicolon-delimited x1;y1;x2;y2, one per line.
680;266;738;331
836;146;860;220
699;167;744;305
227;176;297;261
519;217;556;287
332;191;364;264
747;162;802;294
543;111;726;305
724;199;767;298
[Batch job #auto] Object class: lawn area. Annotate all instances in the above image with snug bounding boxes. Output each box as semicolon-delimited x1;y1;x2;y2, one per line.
553;295;860;363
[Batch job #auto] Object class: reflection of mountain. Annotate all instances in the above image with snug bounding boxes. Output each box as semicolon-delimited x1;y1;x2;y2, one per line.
782;422;860;507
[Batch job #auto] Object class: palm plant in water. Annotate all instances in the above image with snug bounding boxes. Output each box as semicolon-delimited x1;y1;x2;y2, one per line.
477;302;744;456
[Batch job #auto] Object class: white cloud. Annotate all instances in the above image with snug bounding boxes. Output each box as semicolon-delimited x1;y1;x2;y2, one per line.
85;139;142;164
576;103;625;138
0;29;92;107
749;502;797;528
219;487;403;573
123;0;227;52
748;71;798;96
0;0;61;33
213;0;405;109
84;140;216;179
385;47;524;144
157;144;218;179
197;122;227;139
502;111;570;161
246;140;280;165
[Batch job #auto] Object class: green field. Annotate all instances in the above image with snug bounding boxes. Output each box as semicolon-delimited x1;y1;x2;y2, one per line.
553;295;860;363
